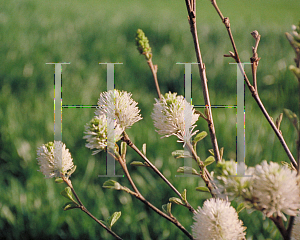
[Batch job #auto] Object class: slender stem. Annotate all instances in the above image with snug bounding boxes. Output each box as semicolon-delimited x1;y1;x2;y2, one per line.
210;0;297;169
116;154;194;240
296;46;300;174
147;59;162;101
62;177;123;240
250;30;261;91
122;131;196;214
184;0;221;163
287;216;295;239
185;142;220;198
117;153;142;196
269;216;288;240
298;79;300;174
287;28;300;238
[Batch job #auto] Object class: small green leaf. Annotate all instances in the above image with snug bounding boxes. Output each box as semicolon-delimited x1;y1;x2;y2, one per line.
283;108;298;130
162;203;172;216
121;142;127;158
176;166;199;175
142;143;146;156
204;108;209;119
281;161;296;170
55;178;64;184
63;202;79;211
195;110;207;120
181;189;187;202
220;147;224;160
169;197;185;206
275;113;283;130
208;149;214;156
167;202;172;215
195;186;210;192
130;161;147;167
204;156;215;167
67;165;77;177
193;131;207;144
236;203;245;214
172;150;185;158
103;180;121;190
289;65;300;79
60;187;77;203
162;204;168;214
172;150;192;159
107;211;121;229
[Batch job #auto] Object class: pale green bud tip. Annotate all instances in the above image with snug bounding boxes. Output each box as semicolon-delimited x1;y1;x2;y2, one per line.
289;65;300;79
288;22;300;44
45;142;54;152
135;29;152;60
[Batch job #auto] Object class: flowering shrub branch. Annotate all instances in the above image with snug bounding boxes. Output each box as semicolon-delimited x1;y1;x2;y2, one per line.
184;0;221;163
210;0;297;169
36;1;300;239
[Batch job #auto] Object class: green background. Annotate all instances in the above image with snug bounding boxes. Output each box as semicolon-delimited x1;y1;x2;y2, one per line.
0;0;299;239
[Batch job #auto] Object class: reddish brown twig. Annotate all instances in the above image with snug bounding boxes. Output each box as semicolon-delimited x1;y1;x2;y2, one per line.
210;0;297;169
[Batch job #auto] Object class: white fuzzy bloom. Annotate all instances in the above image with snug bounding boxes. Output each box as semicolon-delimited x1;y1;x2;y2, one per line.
291;213;300;240
191;198;246;240
37;141;74;178
151;92;199;145
252;160;300;221
214;160;254;205
96;89;142;129
83;115;124;155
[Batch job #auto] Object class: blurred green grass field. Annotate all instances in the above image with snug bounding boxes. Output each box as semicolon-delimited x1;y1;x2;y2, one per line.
0;0;299;239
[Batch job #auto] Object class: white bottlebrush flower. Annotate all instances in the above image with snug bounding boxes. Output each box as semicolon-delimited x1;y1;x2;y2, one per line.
95;89;142;129
252;160;300;221
83;115;124;155
213;160;254;206
191;198;246;240
151;92;199;145
37;141;75;178
291;213;300;240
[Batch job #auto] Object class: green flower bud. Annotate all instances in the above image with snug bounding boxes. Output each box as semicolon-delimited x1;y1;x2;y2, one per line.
289;65;300;79
135;29;152;60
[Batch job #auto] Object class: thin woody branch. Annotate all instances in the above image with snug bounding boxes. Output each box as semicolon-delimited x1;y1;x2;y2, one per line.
147;59;162;101
250;30;261;91
186;142;220;198
122;131;196;214
210;0;297;169
63;177;123;240
116;154;194;240
269;216;288;240
184;0;221;164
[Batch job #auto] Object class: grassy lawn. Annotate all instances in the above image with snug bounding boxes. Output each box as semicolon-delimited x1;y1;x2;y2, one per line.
0;0;299;239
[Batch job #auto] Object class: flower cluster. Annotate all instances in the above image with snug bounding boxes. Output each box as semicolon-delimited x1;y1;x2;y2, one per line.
84;89;142;153
214;160;300;221
37;141;75;178
151;92;199;146
191;198;246;240
83;115;124;155
251;160;300;221
213;160;254;206
96;89;142;129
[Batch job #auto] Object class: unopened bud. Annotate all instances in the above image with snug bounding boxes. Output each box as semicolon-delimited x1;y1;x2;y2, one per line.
135;29;152;60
